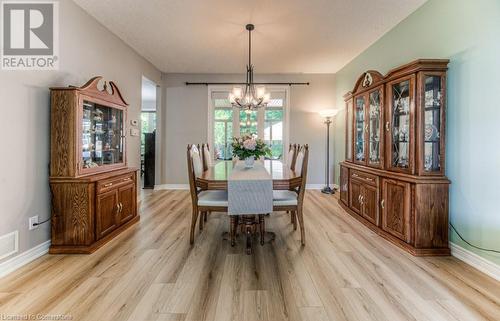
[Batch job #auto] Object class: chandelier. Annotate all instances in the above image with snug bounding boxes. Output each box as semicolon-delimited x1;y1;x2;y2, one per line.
229;24;270;111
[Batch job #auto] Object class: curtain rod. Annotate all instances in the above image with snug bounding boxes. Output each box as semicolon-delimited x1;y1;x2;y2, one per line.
185;82;310;86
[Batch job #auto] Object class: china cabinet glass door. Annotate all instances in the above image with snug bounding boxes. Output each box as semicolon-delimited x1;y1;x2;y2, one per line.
82;100;124;170
346;99;353;161
368;88;382;167
354;95;366;164
421;73;444;174
387;76;414;172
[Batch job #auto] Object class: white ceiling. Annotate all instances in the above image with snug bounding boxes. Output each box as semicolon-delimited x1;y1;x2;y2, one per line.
74;0;426;74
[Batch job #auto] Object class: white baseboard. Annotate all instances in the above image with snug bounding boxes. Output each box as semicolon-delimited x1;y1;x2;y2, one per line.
155;184;189;190
306;184;339;190
450;242;500;282
155;184;338;191
0;240;51;279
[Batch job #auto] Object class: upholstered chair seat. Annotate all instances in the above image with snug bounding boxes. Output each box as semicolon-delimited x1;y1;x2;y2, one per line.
273;190;298;206
197;190;228;207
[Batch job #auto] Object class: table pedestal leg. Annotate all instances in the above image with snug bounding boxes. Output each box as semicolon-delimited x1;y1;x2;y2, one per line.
230;216;238;247
259;215;265;245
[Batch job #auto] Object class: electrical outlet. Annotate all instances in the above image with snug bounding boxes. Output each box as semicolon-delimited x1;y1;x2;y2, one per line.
29;216;39;230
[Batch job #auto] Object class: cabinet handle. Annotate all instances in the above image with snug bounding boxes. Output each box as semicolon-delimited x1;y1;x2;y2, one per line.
385;121;390;132
365;177;373;182
119;203;123;213
104;182;113;188
352;173;359;178
123;178;131;182
364;124;368;132
358;195;361;203
381;199;385;209
116;203;120;214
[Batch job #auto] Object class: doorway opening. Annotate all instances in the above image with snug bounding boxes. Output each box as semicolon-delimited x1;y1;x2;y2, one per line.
141;76;157;189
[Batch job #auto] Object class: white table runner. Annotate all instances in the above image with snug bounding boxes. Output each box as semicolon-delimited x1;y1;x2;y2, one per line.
228;161;273;215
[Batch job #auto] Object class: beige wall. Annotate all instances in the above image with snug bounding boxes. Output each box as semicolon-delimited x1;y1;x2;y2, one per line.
160;73;336;186
0;0;161;262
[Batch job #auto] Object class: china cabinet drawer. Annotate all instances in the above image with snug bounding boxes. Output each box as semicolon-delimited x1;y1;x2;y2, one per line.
97;173;135;194
351;170;378;186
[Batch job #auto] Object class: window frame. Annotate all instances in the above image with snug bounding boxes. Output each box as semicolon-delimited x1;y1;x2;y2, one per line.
207;85;290;161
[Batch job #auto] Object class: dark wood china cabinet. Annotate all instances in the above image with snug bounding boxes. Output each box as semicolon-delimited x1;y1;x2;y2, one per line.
49;77;139;254
339;60;450;256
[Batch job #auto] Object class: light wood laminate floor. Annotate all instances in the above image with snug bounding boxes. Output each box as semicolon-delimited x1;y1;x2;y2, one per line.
0;190;499;321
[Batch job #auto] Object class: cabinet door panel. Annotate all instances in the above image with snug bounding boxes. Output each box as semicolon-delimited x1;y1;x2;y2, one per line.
381;179;411;242
349;179;362;214
386;76;415;173
118;183;136;224
362;184;379;225
340;166;349;205
96;190;118;239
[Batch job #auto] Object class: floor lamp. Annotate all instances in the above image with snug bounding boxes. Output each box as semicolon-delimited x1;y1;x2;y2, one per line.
318;109;339;194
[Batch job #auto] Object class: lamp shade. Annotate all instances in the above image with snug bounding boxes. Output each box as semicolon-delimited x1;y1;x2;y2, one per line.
318;109;338;118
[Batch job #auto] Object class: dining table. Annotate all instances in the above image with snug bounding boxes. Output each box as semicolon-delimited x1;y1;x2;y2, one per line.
196;159;300;253
196;159;300;190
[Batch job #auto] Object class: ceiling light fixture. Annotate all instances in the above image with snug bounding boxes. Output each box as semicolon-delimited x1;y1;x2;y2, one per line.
228;24;270;111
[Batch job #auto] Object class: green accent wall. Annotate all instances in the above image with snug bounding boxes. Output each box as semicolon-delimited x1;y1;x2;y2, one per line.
334;0;500;265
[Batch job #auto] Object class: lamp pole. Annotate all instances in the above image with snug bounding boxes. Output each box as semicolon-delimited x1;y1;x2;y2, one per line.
322;116;334;194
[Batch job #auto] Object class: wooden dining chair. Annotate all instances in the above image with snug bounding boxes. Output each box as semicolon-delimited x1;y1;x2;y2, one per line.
201;143;212;171
273;144;309;245
187;144;228;244
286;144;299;223
287;143;298;170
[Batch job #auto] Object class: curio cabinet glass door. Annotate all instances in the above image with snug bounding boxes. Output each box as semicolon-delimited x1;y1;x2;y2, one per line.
354;95;366;164
345;99;353;162
81;100;125;173
418;72;446;175
367;87;383;168
386;76;415;173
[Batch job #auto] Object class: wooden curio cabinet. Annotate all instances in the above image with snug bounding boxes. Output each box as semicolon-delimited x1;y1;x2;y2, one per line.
340;60;450;256
49;77;139;254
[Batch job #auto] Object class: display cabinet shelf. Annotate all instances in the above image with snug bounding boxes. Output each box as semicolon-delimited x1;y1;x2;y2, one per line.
340;59;450;256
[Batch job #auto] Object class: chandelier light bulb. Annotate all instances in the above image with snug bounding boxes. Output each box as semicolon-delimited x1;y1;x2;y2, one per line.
233;87;243;98
263;92;271;103
256;85;266;98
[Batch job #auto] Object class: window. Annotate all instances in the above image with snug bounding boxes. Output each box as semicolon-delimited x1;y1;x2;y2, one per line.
239;110;258;136
214;107;233;160
264;107;284;159
209;87;289;161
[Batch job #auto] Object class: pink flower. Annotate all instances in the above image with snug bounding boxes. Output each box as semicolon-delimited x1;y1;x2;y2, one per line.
243;138;257;150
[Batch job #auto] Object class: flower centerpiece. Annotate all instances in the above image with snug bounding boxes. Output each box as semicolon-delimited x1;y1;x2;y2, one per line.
231;135;271;168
